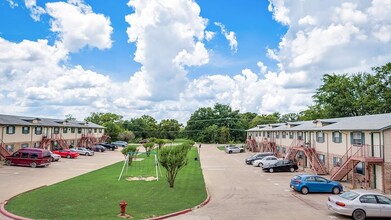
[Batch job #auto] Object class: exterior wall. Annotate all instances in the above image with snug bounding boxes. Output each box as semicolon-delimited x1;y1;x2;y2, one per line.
384;129;391;163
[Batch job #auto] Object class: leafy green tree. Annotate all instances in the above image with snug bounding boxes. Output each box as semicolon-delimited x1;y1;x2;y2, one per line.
143;142;155;157
280;113;300;122
218;126;230;143
373;62;391;113
155;139;168;149
85;112;123;125
249;113;280;128
200;124;219;143
118;130;135;142
158;144;191;188
65;114;76;121
158;119;182;140
121;145;139;165
103;121;123;140
298;105;327;121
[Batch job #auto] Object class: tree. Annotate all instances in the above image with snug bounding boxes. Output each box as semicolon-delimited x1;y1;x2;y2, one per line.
373;62;391;113
158;119;182;140
103;121;123;140
65;114;76;121
158;144;191;188
143;142;155;157
218;126;230;144
118;131;135;142
249;113;280;128
121;145;139;165
280;113;300;122
85;112;123;125
155;139;168;149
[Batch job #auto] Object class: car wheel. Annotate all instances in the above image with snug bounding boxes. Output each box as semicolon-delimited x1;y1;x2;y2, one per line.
332;186;340;194
111;148;115;151
30;162;37;168
50;157;54;162
269;168;274;173
86;153;89;156
290;167;295;172
352;209;366;220
301;186;309;195
100;149;103;152
5;160;11;166
228;151;232;154
67;155;71;159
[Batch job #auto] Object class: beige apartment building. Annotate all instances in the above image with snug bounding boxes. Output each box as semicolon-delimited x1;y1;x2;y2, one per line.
246;113;391;194
0;114;106;159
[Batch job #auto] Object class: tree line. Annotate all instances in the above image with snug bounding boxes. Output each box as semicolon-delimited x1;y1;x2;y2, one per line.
77;62;390;144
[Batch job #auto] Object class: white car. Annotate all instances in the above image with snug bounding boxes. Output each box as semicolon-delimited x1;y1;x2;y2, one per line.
327;189;391;220
70;147;94;156
49;151;61;162
225;145;245;154
252;155;279;167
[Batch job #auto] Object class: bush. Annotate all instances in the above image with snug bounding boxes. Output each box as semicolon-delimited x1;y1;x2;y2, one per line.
121;145;139;165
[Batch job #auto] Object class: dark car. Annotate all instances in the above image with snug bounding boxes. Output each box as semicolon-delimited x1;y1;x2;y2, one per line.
139;139;148;144
262;160;298;173
245;152;275;165
87;145;106;152
111;141;128;147
99;143;116;151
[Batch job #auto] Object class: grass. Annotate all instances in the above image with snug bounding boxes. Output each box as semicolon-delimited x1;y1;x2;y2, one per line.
217;146;226;151
6;147;206;220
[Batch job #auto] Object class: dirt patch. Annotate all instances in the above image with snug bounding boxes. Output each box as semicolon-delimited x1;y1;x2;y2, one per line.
126;176;157;181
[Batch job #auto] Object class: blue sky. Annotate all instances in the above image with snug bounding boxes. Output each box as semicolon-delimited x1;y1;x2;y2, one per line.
0;0;391;123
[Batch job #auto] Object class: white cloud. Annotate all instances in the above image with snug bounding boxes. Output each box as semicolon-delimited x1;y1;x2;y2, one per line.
298;16;316;26
214;22;238;53
46;1;113;52
205;31;215;41
257;61;268;74
24;0;45;21
6;0;18;8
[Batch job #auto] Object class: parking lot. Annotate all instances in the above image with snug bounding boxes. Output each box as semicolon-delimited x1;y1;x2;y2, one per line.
172;144;350;220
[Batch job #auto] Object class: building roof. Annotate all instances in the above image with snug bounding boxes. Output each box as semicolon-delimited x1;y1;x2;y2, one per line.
0;114;104;128
247;113;391;132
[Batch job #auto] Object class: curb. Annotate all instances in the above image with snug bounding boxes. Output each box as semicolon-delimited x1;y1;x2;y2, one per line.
0;201;32;220
149;189;211;220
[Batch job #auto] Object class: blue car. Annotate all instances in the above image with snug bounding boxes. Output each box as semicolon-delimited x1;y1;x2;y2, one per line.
290;174;343;195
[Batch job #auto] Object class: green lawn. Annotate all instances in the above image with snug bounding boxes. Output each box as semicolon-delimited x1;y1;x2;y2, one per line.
6;147;206;220
217;146;226;151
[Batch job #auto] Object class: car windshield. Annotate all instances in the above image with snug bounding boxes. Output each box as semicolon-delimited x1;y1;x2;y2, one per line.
292;175;301;180
340;191;359;200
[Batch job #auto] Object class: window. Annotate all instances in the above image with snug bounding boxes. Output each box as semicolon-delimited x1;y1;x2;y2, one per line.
21;143;29;148
255;132;258;137
359;195;377;204
54;127;59;134
21;152;29;158
262;131;265;137
333;157;342;167
355;162;364;175
282;131;286;139
351;132;364;145
377;195;391;204
99;128;102;133
22;126;30;134
318;154;325;165
71;127;75;133
70;140;75;145
316;132;325;143
282;147;286;153
297;132;303;140
30;153;38;158
88;129;92;134
35;127;42;135
316;177;328;183
63;127;68;133
275;131;280;139
6;145;14;152
94;128;97;133
78;128;82;134
289;131;294;139
6;126;15;134
267;131;270;138
332;132;342;143
305;176;316;182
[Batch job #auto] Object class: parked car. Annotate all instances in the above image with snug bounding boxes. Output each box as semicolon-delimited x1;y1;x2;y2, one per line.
87;144;107;152
5;148;51;168
225;145;244;154
53;149;79;159
327;189;391;220
49;151;61;162
252;155;279;167
290;174;343;195
70;147;94;156
245;152;275;165
111;141;128;147
139;139;148;144
99;143;116;151
262;160;298;173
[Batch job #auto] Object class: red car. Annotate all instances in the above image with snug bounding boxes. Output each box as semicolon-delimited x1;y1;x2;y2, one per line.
53;150;79;159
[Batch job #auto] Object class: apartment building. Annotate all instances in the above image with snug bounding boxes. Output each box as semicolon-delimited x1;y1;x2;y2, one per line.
246;113;391;194
0;114;106;158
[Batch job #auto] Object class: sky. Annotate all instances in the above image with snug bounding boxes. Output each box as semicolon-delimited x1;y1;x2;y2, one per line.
1;0;391;124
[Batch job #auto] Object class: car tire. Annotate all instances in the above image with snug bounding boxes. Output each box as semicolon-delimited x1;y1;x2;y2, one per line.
301;186;309;195
352;209;366;220
332;186;340;194
67;155;71;159
30;162;37;168
86;153;89;156
269;168;274;173
228;151;232;154
50;157;54;162
100;149;103;152
5;160;11;166
111;148;115;151
290;167;295;172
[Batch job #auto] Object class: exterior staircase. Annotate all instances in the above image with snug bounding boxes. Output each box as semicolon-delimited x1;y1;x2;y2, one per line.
0;140;11;159
246;138;258;152
39;135;51;149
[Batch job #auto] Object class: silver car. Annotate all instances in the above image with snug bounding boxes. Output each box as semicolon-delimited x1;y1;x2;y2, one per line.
70;147;94;156
224;145;244;154
327;189;391;220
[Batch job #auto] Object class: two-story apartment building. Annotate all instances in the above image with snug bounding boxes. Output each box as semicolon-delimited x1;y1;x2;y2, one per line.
0;114;106;158
246;113;391;194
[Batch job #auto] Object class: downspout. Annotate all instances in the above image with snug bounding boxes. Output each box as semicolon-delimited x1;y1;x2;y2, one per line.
326;132;330;173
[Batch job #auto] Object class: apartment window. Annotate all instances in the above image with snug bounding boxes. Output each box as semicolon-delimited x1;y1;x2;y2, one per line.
332;132;342;143
21;143;29;148
276;131;280;139
263;131;266;137
22;126;30;134
35;127;42;135
333;157;342;166
297;131;303;140
351;132;364;145
6;144;14;152
6;126;15;134
267;131;270;138
54;127;59;134
282;131;286;139
355;162;364;175
289;131;294;139
99;128;102;133
282;147;286;153
71;127;75;133
70;140;75;145
318;154;325;165
63;127;68;133
88;129;92;134
316;132;325;143
94;128;97;133
78;128;82;134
